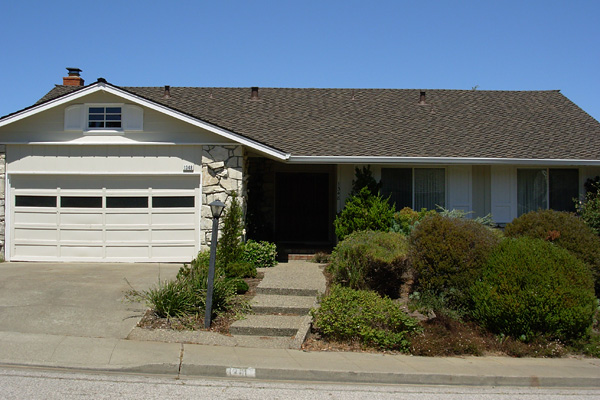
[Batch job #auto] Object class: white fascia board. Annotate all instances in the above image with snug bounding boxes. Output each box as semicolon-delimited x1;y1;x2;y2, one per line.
0;83;290;160
287;156;600;166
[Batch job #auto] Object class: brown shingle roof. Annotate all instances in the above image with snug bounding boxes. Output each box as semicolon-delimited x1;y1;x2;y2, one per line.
36;84;600;160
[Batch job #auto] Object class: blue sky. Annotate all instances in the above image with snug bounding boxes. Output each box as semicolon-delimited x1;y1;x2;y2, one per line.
1;1;599;121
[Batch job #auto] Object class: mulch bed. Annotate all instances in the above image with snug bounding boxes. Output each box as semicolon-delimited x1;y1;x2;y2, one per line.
136;272;264;334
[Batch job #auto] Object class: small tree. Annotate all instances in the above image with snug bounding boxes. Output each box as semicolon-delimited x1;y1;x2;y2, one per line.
351;165;381;196
217;192;244;269
334;187;395;240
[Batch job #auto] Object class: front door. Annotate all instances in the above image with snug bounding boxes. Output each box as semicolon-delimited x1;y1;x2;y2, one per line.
275;172;330;244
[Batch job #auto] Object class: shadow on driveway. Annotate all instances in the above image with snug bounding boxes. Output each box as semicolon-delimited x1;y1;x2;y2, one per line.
0;263;180;339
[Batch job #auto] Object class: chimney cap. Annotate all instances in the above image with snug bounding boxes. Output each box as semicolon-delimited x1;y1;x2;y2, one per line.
66;67;82;76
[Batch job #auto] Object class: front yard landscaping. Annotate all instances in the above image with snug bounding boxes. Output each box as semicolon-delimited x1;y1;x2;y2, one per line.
305;171;600;358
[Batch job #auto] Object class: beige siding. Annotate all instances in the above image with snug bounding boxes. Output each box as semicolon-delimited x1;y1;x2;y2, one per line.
0;92;231;144
7;144;202;174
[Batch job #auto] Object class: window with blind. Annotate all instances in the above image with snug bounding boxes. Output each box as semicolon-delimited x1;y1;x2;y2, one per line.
381;168;445;210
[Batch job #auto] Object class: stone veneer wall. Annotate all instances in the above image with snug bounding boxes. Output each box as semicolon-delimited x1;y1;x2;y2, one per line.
201;145;245;249
0;145;4;258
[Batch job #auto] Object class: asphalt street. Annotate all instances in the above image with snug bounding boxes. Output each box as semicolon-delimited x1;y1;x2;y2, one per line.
1;367;599;400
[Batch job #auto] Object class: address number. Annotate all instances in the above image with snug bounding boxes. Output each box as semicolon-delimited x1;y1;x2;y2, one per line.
183;165;194;172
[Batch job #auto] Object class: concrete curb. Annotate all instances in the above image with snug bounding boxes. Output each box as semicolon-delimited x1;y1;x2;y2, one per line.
3;361;600;388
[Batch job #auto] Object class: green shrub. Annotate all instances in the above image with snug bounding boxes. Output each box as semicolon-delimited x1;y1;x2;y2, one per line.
328;231;409;297
577;180;600;235
177;250;210;280
505;209;600;295
390;207;436;235
139;279;197;318
311;285;420;351
470;237;596;342
242;240;278;268
133;261;238;321
334;187;395;240
409;214;501;308
230;278;249;294
217;192;244;268
225;260;257;278
311;252;331;264
350;165;381;196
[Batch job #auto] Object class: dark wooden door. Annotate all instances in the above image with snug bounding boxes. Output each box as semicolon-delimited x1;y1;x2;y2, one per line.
275;173;330;243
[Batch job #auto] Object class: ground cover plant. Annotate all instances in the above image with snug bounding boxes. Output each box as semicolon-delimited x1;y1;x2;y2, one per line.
328;230;408;297
505;209;600;295
311;284;420;351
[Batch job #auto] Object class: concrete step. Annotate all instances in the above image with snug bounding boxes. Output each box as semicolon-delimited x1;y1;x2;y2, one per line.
251;294;316;315
230;315;304;337
255;286;319;297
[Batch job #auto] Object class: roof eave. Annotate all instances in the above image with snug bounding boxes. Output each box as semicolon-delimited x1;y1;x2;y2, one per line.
0;81;290;161
287;156;600;166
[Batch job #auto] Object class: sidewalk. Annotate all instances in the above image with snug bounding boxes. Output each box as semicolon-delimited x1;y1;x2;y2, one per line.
1;330;599;388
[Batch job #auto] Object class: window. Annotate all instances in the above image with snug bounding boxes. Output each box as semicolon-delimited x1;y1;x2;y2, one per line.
381;168;445;210
15;195;56;207
61;196;102;208
517;168;578;216
152;196;195;208
106;197;148;208
88;106;122;129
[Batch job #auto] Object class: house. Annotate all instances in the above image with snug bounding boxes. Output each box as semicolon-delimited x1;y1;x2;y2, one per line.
0;68;599;262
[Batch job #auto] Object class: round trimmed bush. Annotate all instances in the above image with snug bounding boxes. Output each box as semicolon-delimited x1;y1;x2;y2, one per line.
328;230;409;297
505;209;600;295
409;214;501;306
470;237;596;341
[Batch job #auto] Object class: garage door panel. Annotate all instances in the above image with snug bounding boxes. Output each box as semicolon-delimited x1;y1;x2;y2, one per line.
60;246;104;258
60;213;103;225
60;229;103;242
152;245;196;259
105;246;149;258
151;212;195;225
105;213;150;225
14;244;57;258
15;228;57;241
152;229;195;241
14;211;57;225
105;229;150;242
10;174;200;262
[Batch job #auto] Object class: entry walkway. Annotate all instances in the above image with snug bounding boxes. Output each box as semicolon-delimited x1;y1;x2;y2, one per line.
129;260;327;349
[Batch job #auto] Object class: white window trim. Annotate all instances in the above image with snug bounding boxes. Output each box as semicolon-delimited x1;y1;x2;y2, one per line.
85;103;124;134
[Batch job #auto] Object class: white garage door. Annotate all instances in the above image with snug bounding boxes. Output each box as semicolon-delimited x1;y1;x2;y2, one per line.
9;175;200;262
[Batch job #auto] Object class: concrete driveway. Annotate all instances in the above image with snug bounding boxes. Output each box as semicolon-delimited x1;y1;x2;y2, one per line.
0;263;180;339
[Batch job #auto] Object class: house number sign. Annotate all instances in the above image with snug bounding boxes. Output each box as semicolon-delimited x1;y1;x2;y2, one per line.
183;164;194;172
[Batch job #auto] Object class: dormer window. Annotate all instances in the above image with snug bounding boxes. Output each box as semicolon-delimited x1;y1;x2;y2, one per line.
88;106;122;129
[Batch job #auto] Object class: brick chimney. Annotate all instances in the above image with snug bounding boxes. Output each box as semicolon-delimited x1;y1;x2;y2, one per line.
63;68;84;86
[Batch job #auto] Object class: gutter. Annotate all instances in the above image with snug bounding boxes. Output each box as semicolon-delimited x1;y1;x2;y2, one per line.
286;156;600;166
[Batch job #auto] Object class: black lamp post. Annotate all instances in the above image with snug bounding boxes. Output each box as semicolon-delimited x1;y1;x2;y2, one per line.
204;199;226;329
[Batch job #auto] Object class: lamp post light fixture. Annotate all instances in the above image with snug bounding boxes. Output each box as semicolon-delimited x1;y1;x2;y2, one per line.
204;199;226;329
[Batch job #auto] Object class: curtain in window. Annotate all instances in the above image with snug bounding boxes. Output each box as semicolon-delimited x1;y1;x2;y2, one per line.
549;169;579;212
414;168;445;210
381;168;412;210
517;169;547;216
